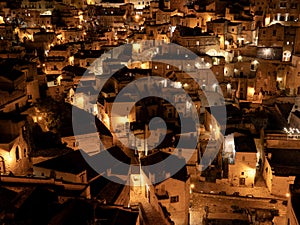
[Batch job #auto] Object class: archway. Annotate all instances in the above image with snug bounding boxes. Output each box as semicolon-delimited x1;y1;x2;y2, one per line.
0;156;5;174
283;50;291;62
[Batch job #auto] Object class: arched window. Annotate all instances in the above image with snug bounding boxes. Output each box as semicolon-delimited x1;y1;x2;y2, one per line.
15;146;20;161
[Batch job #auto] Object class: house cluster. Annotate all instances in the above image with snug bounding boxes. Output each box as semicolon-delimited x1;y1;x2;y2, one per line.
0;0;300;224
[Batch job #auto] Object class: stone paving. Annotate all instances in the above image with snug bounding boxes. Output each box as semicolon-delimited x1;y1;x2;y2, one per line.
140;199;168;225
130;187;168;225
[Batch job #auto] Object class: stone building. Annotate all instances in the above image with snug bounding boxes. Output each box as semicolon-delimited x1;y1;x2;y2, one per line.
263;148;297;197
140;151;190;225
0;117;31;175
227;133;258;187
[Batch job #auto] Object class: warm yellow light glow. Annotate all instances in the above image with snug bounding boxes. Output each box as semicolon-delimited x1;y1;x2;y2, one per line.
135;15;140;21
69;56;74;65
265;16;271;26
93;105;98;115
141;62;149;69
263;48;271;57
57;75;62;85
76;96;84;108
247;87;255;97
286;193;290;198
132;43;141;54
7;153;13;163
249;169;256;176
190;184;195;189
79;14;84;23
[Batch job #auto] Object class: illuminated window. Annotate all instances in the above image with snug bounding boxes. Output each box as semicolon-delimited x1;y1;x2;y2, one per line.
212;57;220;65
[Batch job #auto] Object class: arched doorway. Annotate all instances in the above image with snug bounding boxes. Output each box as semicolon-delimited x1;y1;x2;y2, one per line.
283;50;291;62
0;156;5;174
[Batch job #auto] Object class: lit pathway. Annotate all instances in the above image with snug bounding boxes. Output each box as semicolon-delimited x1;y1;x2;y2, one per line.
130;188;168;225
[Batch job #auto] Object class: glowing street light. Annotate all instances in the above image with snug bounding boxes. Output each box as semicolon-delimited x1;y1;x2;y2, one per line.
134;15;140;21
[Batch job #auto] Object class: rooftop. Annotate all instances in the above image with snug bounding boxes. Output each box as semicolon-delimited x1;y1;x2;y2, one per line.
234;135;256;153
34;150;98;178
267;149;300;176
140;151;189;183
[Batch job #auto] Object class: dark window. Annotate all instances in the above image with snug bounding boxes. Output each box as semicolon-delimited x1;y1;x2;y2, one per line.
170;196;179;203
16;146;20;161
273;30;277;36
291;3;297;9
241;172;244;175
280;2;287;8
50;170;56;178
239;178;246;185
